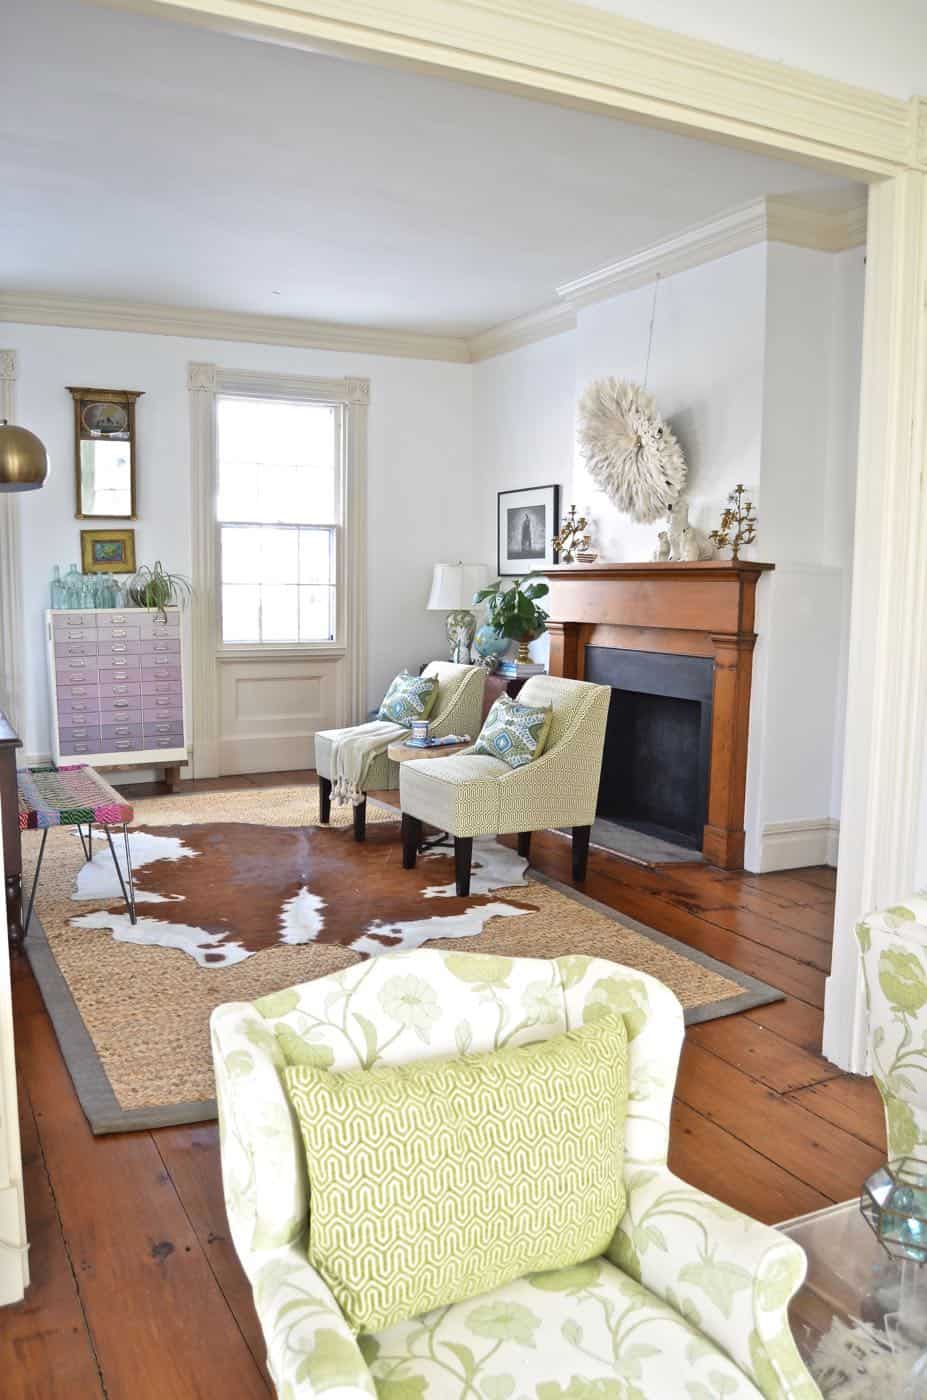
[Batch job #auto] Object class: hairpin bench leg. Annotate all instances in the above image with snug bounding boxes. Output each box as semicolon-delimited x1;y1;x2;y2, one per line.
24;829;49;934
77;823;93;862
104;823;137;925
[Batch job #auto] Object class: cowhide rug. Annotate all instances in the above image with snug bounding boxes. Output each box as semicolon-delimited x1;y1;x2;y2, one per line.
68;821;533;967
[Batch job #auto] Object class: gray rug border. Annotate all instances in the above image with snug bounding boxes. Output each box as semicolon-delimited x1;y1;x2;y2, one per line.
27;837;783;1137
26;913;219;1135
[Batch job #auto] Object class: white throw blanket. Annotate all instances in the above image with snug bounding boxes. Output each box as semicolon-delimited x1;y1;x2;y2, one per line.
330;719;408;805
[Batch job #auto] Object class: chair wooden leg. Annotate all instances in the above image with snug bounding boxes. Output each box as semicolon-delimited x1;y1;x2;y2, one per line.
517;831;532;860
318;775;332;824
353;798;367;842
455;837;473;897
402;814;422;869
572;825;591;882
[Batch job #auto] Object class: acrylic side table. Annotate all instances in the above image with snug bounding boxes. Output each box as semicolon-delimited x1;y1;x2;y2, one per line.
781;1197;927;1395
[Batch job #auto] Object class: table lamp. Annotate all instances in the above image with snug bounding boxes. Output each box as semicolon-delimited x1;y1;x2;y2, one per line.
427;563;489;663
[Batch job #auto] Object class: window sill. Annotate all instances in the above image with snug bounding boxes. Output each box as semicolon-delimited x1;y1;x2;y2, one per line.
216;644;346;663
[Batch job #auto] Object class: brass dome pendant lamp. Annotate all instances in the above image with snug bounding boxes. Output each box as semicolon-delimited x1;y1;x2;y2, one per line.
0;419;49;491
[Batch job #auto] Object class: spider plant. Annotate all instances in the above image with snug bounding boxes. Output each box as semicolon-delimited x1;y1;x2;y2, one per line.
128;561;192;619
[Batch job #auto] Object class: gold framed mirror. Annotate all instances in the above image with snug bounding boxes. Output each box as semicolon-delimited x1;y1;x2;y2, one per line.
67;386;142;519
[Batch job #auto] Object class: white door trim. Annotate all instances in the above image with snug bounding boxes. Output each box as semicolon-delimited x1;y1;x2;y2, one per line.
100;0;919;173
825;172;927;1070
0;352;24;733
188;362;368;778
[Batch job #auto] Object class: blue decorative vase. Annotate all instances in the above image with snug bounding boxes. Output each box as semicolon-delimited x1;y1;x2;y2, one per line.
473;624;509;663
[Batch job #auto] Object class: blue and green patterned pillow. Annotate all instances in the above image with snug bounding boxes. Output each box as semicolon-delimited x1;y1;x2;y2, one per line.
378;672;439;725
283;1012;628;1334
473;693;552;768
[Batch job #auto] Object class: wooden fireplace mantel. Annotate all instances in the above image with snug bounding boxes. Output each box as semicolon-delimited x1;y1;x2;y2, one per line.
545;559;774;869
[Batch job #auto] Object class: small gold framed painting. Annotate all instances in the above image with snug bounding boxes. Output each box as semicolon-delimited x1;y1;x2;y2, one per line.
80;528;137;574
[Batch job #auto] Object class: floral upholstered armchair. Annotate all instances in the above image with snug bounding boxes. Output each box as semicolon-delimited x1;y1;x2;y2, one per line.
314;663;485;841
212;949;819;1400
857;894;927;1159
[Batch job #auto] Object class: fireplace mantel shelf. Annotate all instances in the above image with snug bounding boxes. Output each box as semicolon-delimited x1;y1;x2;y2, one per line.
547;559;774;580
544;557;775;870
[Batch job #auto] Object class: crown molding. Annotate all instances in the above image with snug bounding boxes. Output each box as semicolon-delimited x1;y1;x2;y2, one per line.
555;196;868;311
99;0;915;175
0;293;471;364
1;195;869;368
468;304;577;362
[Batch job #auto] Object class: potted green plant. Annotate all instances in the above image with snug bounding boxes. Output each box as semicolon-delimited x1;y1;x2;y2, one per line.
128;561;192;619
473;572;550;663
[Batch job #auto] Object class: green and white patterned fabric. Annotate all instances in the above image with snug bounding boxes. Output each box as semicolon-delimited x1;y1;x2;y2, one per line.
400;675;610;838
212;949;818;1399
857;893;927;1160
378;671;439;725
283;1013;628;1334
473;694;553;770
315;663;485;795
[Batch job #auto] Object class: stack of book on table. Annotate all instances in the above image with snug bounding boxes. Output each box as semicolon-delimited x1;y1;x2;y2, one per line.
496;660;546;679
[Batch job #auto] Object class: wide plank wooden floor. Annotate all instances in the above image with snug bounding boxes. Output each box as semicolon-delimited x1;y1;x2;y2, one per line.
1;771;886;1398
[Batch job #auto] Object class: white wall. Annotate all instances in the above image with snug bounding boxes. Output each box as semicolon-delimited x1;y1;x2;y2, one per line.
472;331;577;664
6;323;476;759
574;245;767;561
472;240;864;870
583;0;926;100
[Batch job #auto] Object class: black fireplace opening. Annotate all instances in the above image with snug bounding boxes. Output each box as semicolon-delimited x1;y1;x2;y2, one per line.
585;646;714;850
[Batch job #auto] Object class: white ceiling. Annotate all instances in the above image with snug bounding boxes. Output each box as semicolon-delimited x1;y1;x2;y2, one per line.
2;0;862;338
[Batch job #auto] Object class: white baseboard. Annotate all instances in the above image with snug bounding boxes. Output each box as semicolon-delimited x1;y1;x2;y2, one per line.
757;817;839;873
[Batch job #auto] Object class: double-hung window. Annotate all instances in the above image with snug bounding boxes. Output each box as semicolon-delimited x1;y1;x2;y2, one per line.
216;395;340;645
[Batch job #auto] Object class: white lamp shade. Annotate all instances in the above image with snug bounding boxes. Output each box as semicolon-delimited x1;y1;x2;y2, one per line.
427;562;489;611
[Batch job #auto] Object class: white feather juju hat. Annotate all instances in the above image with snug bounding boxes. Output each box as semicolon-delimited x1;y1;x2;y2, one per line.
577;378;687;524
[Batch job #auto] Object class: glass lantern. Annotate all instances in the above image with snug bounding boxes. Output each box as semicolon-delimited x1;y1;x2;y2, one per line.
862;1158;927;1263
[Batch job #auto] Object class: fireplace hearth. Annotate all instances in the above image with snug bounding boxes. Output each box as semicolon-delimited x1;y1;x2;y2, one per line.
544;560;773;869
585;647;713;850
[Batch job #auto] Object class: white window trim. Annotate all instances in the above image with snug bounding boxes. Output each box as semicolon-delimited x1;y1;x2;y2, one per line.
189;363;368;777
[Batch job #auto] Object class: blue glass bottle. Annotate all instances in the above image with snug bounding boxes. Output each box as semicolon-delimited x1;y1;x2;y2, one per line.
50;565;66;609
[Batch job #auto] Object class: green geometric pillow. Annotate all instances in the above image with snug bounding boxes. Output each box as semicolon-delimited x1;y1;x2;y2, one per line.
283;1012;628;1335
378;671;439;725
473;693;552;768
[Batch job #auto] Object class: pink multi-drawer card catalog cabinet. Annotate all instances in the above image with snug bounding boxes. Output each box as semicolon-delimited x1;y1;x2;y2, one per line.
46;607;187;768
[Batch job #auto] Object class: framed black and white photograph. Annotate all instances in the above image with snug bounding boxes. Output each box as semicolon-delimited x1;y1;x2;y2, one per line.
497;483;560;576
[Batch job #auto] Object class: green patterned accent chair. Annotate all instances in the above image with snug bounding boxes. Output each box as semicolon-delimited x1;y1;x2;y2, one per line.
399;675;610;896
314;662;485;841
212;948;819;1400
857;895;927;1160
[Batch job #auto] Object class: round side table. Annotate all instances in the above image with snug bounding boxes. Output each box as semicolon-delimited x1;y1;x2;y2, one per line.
387;740;472;852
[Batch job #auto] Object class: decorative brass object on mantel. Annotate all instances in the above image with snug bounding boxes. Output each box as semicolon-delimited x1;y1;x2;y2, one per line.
67;386;142;520
552;503;597;563
709;483;757;560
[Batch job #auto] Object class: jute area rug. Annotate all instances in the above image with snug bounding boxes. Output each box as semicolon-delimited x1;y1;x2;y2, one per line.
23;785;782;1134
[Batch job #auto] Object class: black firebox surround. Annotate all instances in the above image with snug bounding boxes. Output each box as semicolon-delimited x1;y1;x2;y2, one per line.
584;645;714;851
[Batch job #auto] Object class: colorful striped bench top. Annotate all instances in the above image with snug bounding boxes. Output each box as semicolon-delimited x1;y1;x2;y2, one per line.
17;765;134;831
